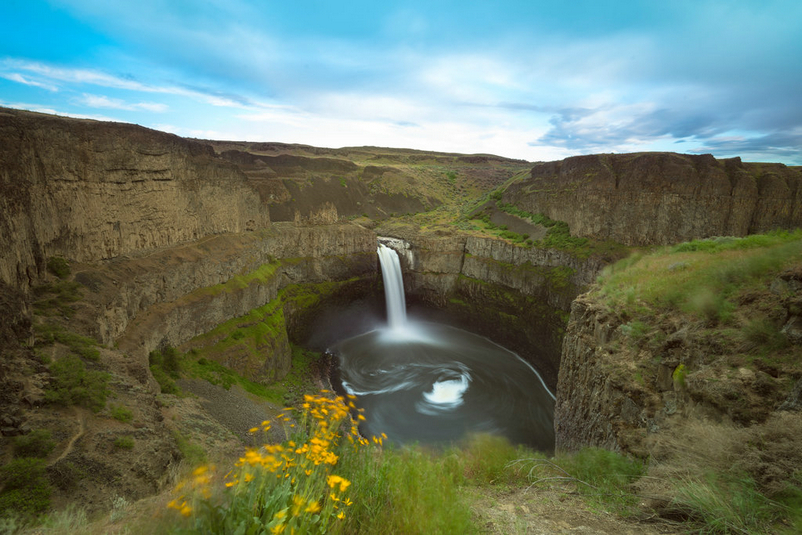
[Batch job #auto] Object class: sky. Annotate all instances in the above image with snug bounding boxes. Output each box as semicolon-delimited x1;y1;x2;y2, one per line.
1;0;801;164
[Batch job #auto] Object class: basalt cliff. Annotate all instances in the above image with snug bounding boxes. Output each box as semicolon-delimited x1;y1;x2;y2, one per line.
1;107;801;517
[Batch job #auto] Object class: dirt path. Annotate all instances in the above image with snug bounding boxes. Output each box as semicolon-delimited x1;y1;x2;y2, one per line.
50;406;86;465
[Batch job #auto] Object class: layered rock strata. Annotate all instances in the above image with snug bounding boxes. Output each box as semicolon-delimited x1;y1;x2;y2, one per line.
504;152;802;246
0;108;268;287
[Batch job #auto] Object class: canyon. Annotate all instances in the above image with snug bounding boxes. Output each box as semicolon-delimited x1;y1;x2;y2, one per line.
1;106;801;520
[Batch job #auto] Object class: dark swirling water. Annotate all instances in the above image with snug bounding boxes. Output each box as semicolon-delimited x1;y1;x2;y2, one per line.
334;321;555;451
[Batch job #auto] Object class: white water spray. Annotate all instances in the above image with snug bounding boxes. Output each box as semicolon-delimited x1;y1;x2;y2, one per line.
377;243;407;330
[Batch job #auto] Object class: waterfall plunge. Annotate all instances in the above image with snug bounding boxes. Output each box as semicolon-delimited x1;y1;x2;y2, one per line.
377;244;407;330
332;242;556;449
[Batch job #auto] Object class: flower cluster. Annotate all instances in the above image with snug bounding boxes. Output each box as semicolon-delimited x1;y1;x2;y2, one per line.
167;391;381;534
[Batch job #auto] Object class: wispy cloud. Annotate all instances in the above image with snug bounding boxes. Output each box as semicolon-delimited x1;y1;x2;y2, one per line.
1;59;262;110
78;93;168;112
0;72;59;92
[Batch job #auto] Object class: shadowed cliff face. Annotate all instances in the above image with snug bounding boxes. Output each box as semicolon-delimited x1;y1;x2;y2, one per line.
504;152;802;246
0;108;269;287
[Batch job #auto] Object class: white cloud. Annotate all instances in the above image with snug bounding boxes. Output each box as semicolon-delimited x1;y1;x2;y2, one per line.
0;73;59;92
79;93;169;112
1;59;259;110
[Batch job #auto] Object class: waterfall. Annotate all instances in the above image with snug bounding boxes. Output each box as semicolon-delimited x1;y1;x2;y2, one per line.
377;244;407;329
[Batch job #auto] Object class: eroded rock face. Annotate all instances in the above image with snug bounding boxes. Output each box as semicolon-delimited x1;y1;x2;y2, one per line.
504;152;802;246
556;273;802;455
0;108;269;287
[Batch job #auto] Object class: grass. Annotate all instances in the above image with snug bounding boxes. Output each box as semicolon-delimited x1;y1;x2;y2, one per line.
183;344;320;406
598;231;802;323
172;430;208;468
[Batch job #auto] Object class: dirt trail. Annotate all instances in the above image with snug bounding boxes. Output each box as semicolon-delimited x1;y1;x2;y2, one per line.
50;406;86;465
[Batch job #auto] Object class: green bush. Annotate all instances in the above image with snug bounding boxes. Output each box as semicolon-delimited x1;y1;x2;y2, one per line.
621;320;649;345
150;346;182;378
150;364;180;395
32;280;83;317
45;354;110;412
34;323;99;361
13;429;56;459
0;458;52;517
114;436;135;450
46;257;70;279
110;404;133;424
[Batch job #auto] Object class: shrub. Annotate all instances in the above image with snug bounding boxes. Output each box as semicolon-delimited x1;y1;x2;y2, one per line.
150;364;180;395
46;257;70;279
114;436;135;450
34;323;99;361
13;429;56;459
0;458;52;517
45;354;110;412
110;404;134;424
150;346;182;378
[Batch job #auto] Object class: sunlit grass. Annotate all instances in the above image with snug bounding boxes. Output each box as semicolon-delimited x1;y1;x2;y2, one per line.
598;231;802;322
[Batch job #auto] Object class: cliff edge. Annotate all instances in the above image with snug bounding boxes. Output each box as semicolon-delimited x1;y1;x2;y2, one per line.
0;108;268;287
504;152;802;246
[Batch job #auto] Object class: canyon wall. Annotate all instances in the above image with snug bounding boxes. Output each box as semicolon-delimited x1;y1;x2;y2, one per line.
556;268;802;455
504;152;802;246
0;108;268;287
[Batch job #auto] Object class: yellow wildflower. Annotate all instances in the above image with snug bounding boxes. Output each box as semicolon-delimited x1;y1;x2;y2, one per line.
192;465;208;477
305;500;322;514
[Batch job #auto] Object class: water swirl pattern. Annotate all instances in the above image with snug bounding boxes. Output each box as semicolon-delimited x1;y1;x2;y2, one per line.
335;321;555;450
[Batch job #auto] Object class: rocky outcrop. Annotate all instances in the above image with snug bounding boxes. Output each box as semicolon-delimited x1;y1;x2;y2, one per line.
504;152;802;246
0;108;268;288
556;265;802;455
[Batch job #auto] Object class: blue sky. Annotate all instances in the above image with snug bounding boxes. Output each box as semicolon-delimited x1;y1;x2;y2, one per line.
1;0;801;164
